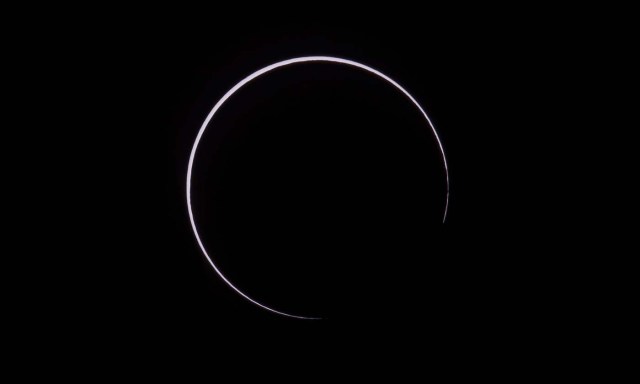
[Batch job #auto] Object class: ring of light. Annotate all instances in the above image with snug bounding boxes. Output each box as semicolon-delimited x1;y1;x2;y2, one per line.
187;56;449;319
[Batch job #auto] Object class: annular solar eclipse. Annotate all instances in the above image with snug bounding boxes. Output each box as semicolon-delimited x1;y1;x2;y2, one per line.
187;56;449;319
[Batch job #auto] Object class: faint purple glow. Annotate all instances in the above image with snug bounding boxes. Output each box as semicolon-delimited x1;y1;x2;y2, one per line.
187;56;449;319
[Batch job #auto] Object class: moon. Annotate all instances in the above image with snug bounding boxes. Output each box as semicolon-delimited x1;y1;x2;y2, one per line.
186;56;449;319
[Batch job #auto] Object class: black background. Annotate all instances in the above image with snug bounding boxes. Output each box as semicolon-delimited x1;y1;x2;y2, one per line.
18;13;585;355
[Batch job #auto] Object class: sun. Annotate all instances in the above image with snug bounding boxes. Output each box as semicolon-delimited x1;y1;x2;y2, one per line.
186;56;449;319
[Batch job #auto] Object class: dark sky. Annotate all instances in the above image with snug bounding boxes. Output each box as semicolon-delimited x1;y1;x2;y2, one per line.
138;24;536;330
20;15;576;354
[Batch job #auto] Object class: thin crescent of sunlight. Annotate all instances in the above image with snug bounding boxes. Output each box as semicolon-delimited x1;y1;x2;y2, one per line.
187;56;449;319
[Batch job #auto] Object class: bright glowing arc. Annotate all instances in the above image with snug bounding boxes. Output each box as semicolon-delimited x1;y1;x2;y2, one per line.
187;56;449;320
